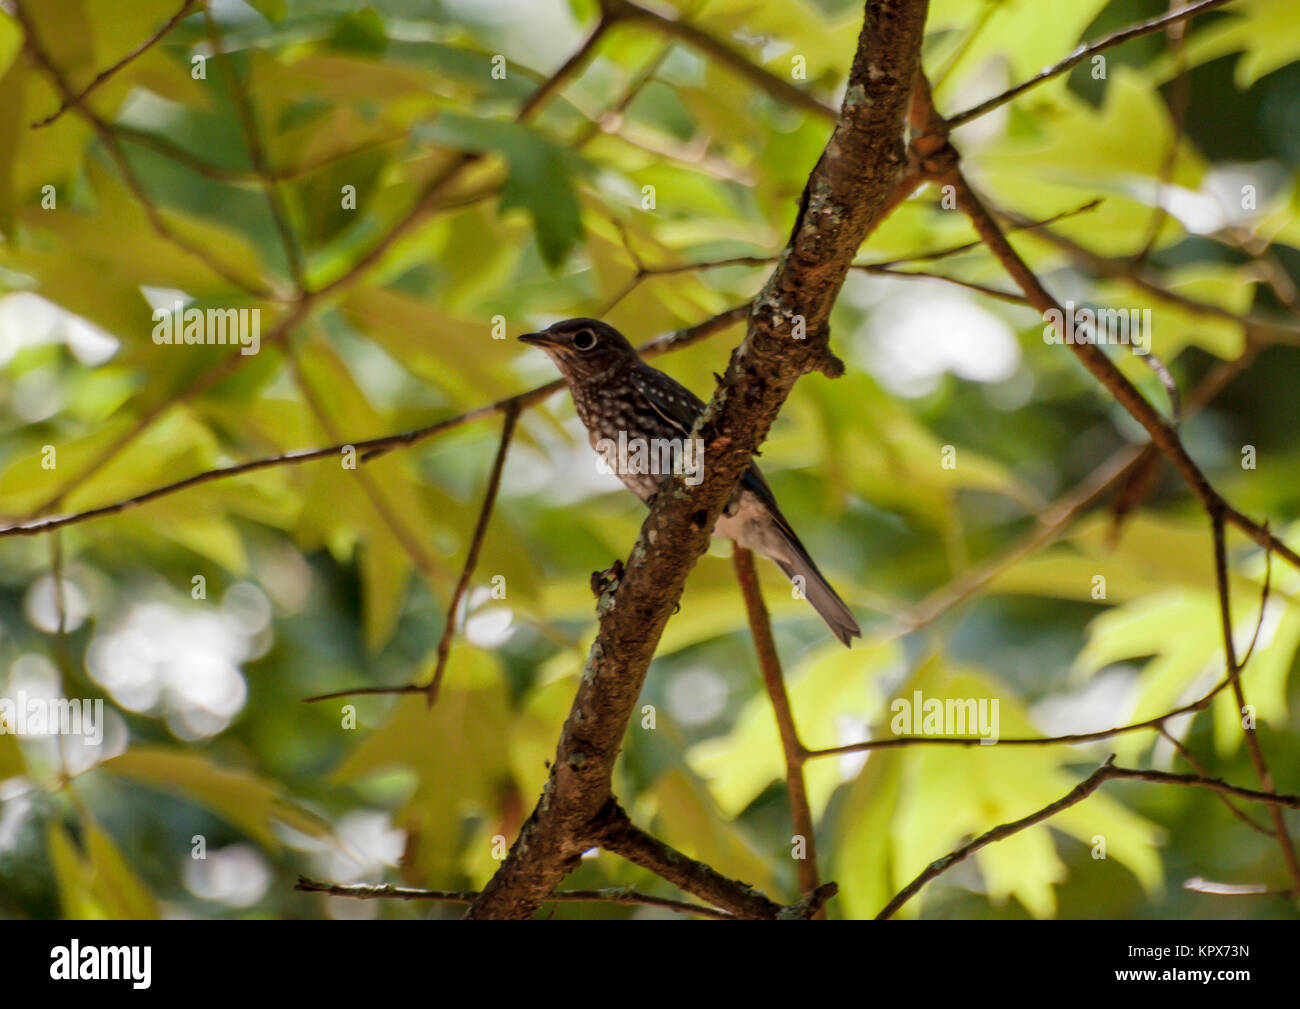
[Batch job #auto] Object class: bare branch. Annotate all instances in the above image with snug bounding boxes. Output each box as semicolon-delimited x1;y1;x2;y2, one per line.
294;875;735;919
426;405;519;705
590;801;835;920
1103;764;1300;809
877;756;1120;920
31;0;199;128
1158;726;1273;836
1184;877;1293;898
996;208;1300;347
946;0;1238;128
300;684;426;705
883;331;1265;641
733;547;820;903
1211;515;1300;890
465;0;930;920
805;674;1234;757
601;0;836;122
0;307;749;540
13;0;281;300
922;151;1300;572
877;756;1300;919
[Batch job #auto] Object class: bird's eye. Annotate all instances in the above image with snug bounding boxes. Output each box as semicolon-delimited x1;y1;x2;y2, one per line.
572;329;597;351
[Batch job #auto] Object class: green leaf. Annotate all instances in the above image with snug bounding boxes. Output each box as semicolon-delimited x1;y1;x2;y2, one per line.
1174;0;1300;87
46;820;159;920
243;0;288;22
416;114;584;268
100;748;331;851
834;658;1161;919
0;11;20;82
689;637;902;818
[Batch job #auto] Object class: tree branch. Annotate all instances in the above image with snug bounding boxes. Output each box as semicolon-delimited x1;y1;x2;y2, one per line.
876;755;1300;919
464;0;931;920
13;0;280;300
945;0;1238;128
425;404;519;705
294;875;735;919
1211;514;1300;889
590;801;835;920
30;0;199;128
601;0;836;122
1158;725;1273;836
877;757;1121;919
923;152;1300;572
995;209;1300;347
0;307;748;538
733;547;820;905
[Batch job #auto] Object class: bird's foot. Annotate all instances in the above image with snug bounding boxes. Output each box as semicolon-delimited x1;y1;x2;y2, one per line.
590;559;624;601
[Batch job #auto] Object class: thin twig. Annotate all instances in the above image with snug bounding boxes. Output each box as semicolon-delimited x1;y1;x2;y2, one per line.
0;307;748;539
927;153;1300;573
204;6;304;286
946;0;1238;127
601;0;836;122
1211;514;1300;890
426;404;519;705
12;0;280;300
294;876;735;919
300;684;426;704
1132;0;1192;265
733;547;820;906
31;0;200;128
996;208;1300;347
600;200;1096;315
820;505;1279;761
1158;725;1272;836
877;756;1300;919
1105;764;1300;808
877;756;1121;919
884;334;1262;642
590;801;836;920
302;401;518;706
1183;877;1293;897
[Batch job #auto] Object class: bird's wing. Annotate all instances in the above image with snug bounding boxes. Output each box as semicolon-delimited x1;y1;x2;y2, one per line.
632;366;858;644
631;366;796;528
629;367;707;438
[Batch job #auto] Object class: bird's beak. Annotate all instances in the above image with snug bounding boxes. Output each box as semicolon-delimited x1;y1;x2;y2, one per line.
519;331;565;350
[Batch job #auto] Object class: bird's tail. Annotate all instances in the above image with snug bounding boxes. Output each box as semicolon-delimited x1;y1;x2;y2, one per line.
773;537;861;648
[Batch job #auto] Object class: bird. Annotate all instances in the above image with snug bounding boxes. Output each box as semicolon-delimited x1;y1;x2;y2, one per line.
520;317;861;647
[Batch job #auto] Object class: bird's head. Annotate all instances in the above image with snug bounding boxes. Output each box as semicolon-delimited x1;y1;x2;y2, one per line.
519;318;636;381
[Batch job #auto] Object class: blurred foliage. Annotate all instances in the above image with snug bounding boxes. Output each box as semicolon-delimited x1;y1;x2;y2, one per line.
0;0;1298;920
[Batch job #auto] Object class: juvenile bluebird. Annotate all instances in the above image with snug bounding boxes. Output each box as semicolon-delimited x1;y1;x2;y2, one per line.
521;318;861;646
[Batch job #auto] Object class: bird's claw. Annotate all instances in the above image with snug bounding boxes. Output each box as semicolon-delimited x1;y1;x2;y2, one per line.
590;559;625;599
